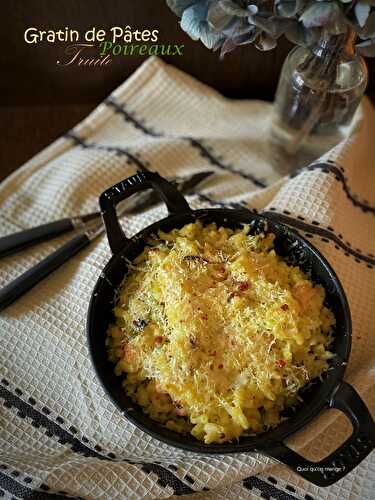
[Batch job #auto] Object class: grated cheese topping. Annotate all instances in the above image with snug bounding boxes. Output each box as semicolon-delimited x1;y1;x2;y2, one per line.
106;221;335;443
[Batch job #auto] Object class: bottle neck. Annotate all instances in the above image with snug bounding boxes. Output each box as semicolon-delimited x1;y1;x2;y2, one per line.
312;28;357;60
294;28;360;90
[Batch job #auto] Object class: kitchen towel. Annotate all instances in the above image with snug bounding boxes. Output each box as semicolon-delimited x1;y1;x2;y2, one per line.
0;56;374;500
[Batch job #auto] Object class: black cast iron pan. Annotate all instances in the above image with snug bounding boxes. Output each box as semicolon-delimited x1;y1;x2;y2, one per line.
87;170;375;486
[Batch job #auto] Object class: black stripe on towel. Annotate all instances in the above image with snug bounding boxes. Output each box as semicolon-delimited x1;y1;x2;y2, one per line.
192;192;374;266
0;383;194;496
77;101;373;217
105;98;267;188
187;137;267;188
243;475;298;500
106;99;162;138
65;131;148;172
263;210;375;266
1;381;298;500
107;97;375;215
293;162;375;215
0;470;75;500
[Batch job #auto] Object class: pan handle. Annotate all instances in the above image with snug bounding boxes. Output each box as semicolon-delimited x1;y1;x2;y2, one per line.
99;171;191;254
263;382;375;486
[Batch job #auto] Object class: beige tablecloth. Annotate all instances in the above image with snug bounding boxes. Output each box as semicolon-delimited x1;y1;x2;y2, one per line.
0;57;374;500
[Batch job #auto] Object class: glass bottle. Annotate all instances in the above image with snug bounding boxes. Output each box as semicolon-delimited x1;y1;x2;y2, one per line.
270;29;368;160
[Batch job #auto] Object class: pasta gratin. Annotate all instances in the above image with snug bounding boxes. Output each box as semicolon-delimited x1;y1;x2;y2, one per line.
106;221;335;444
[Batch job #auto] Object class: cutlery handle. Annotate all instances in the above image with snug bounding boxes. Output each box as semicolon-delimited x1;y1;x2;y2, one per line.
0;218;75;258
0;233;90;312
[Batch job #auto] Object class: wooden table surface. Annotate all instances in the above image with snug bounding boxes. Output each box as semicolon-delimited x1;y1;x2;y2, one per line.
0;105;96;183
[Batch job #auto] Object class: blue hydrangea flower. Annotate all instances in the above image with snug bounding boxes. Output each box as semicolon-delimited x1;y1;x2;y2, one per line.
167;0;375;56
180;1;225;49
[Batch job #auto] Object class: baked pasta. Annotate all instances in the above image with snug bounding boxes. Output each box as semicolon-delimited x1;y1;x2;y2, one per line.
106;221;335;443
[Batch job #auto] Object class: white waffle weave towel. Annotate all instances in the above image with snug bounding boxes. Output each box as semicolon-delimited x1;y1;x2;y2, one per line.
0;57;374;500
